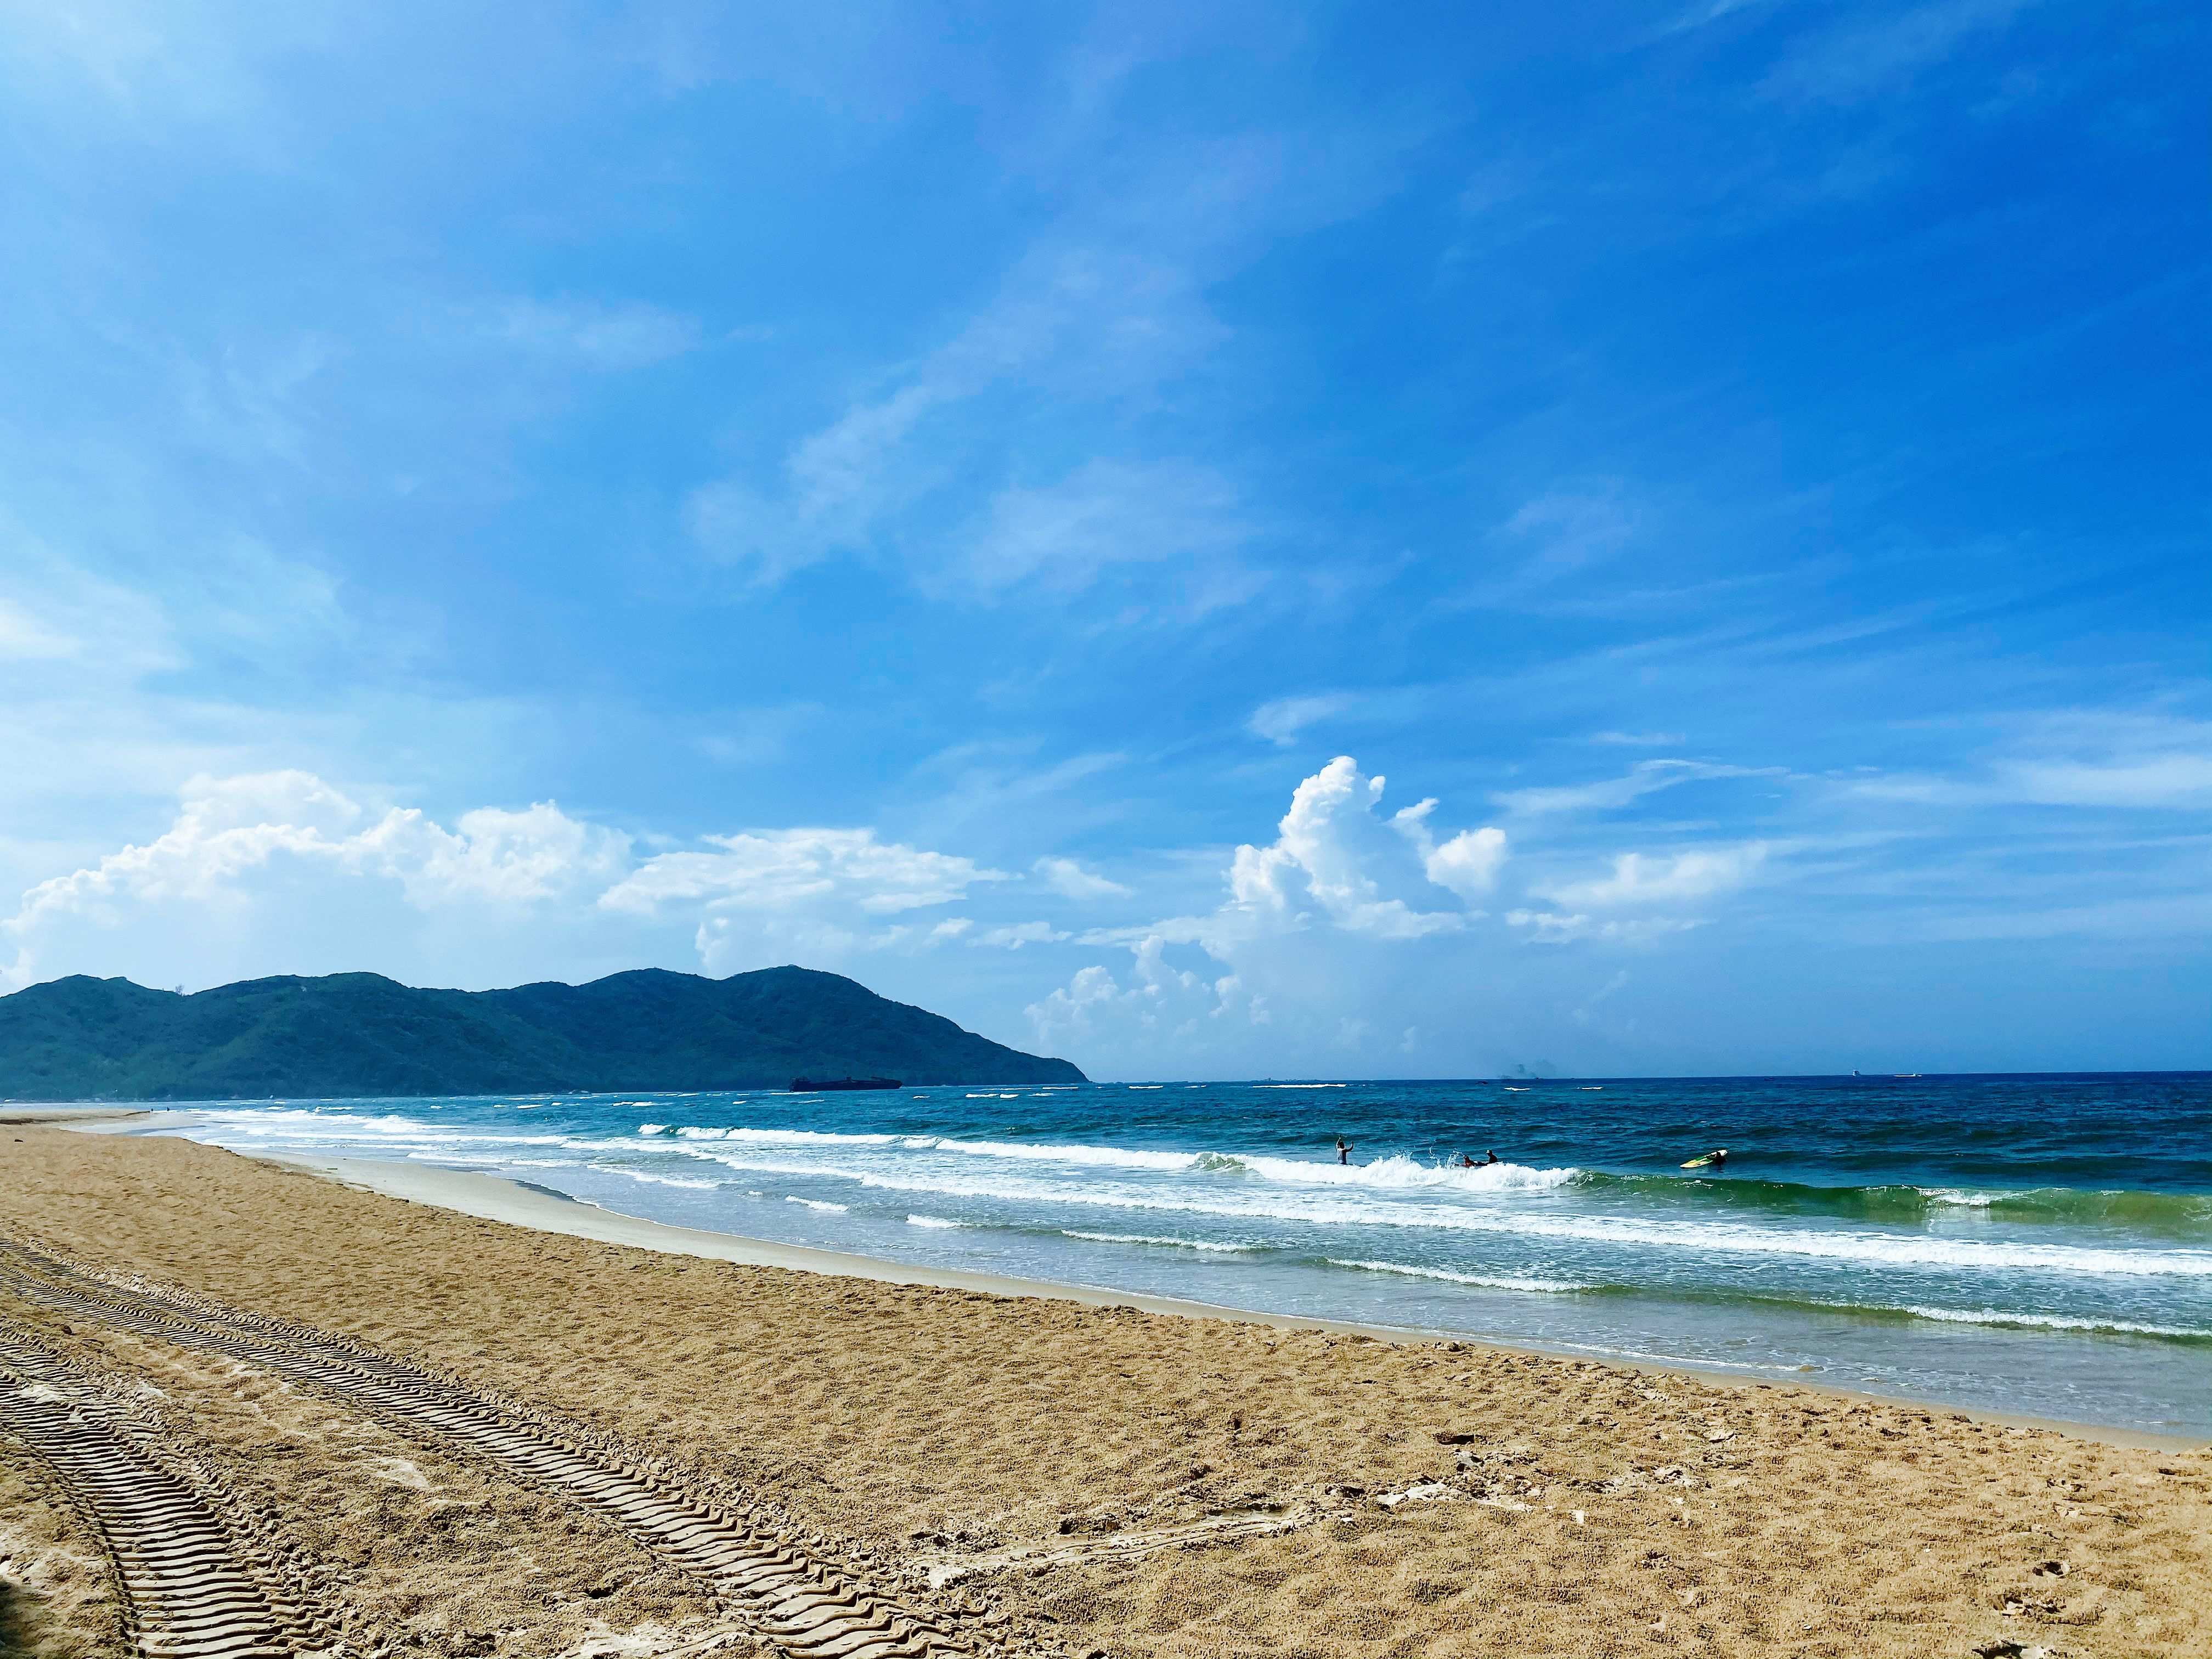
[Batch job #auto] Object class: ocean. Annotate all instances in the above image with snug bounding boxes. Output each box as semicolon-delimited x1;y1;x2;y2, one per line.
123;1073;2209;1434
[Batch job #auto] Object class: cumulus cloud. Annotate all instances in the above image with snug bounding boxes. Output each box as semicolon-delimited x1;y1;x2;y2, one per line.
1026;937;1267;1049
0;771;1015;993
1;772;633;991
1389;798;1509;901
1029;758;1521;1069
1224;758;1478;940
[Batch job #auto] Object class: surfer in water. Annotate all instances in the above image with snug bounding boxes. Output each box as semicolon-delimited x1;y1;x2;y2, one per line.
1336;1138;1352;1165
1457;1151;1503;1168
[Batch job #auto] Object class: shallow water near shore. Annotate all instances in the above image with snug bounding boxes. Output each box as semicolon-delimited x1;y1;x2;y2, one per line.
121;1071;2210;1432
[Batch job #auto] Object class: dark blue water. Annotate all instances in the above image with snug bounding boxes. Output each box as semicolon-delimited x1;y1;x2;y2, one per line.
141;1071;2211;1434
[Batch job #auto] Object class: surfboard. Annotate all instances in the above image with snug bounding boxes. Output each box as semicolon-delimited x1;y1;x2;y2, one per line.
1680;1155;1714;1168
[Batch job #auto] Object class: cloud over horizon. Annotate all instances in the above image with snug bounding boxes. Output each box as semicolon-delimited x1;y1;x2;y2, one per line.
0;0;2198;1076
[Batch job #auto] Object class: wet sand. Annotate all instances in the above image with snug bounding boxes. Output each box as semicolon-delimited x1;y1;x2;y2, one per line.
0;1126;2204;1658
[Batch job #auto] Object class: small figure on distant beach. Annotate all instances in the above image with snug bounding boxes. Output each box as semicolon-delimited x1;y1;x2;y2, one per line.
1336;1138;1352;1165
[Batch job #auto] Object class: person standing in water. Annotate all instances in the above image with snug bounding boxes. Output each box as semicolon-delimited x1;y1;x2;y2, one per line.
1336;1138;1352;1165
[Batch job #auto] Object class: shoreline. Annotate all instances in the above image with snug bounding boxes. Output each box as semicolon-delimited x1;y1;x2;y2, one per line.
3;1120;2204;1658
24;1108;2204;1451
260;1144;2207;1453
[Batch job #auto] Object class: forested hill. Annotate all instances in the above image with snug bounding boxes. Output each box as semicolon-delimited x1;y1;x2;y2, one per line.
0;966;1086;1100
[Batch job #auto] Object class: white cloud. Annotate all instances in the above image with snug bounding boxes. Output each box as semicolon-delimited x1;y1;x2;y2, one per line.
1032;856;1131;900
1506;910;1707;945
0;771;1024;994
1030;758;1525;1072
970;921;1071;949
1;772;632;992
962;458;1250;597
1847;715;2212;810
1539;844;1768;909
601;827;1003;918
1224;758;1475;940
1389;798;1509;900
1248;693;1353;746
1026;937;1267;1051
0;598;85;662
681;119;1402;600
1472;484;1638;600
1763;0;2029;107
1496;758;1784;815
489;297;702;370
1590;730;1686;747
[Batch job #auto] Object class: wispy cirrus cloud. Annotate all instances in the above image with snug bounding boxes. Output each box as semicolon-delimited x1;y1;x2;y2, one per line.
1033;856;1132;900
1846;714;2212;810
1495;759;1787;816
485;297;703;370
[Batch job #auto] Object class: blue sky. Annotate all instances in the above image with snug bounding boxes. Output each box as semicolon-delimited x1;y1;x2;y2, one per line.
1;0;2204;1079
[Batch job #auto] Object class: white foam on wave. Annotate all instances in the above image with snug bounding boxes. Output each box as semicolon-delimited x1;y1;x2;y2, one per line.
664;1149;2212;1277
1921;1188;2007;1208
932;1136;1200;1172
1327;1259;1590;1293
591;1169;722;1190
1895;1305;2209;1338
906;1215;970;1229
725;1127;907;1148
1256;1083;1345;1088
1062;1232;1263;1252
1239;1153;1577;1194
637;1121;1575;1193
786;1197;849;1212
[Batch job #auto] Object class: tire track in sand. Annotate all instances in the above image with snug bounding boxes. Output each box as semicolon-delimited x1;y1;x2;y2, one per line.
0;1332;313;1658
0;1238;978;1659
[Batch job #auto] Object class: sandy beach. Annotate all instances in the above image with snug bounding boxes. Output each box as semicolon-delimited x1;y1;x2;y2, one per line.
0;1126;2203;1659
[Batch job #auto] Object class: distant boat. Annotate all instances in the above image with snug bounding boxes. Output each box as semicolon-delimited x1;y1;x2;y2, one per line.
790;1076;902;1092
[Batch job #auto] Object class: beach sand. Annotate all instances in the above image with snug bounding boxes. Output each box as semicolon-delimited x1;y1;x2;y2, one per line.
0;1127;2203;1658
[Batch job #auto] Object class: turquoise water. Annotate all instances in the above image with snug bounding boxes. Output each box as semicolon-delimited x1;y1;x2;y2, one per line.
140;1072;2209;1433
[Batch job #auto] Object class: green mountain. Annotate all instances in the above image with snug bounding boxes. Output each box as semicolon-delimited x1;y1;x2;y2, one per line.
0;966;1086;1100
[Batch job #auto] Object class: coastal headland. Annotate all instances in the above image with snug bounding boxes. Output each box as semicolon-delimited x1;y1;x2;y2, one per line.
0;1124;2203;1658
